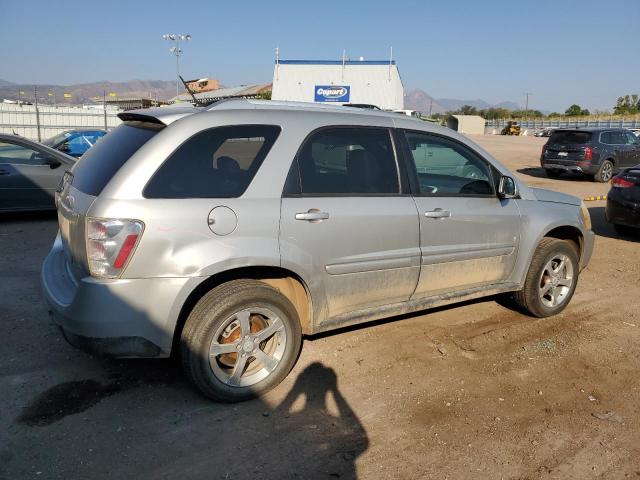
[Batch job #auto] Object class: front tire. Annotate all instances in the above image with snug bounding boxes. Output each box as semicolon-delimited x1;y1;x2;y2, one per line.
514;238;579;318
593;159;614;183
180;280;302;402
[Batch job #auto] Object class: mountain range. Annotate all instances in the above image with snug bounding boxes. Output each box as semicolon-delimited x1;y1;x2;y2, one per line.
0;79;176;104
0;79;521;113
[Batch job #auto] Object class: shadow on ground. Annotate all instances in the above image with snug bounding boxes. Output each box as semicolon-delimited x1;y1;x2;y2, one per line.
516;166;594;182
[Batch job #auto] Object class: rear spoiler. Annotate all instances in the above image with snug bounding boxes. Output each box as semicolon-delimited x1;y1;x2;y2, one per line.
116;104;201;126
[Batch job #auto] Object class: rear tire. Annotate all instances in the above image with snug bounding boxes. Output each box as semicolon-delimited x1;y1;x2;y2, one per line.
514;238;579;318
180;280;302;402
593;159;614;183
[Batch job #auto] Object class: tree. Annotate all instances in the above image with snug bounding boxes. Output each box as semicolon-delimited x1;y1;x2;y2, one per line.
453;104;478;115
613;94;640;115
565;104;589;116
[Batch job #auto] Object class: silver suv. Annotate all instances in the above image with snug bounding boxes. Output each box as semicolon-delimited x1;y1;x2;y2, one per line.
42;99;594;402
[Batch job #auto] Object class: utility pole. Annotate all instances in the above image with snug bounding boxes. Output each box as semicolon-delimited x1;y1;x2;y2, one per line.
103;90;108;131
524;92;532;124
34;86;42;142
162;34;192;98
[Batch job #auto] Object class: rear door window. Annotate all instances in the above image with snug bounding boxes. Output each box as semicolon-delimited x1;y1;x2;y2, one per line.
144;125;280;198
549;131;592;144
290;127;399;195
71;122;161;196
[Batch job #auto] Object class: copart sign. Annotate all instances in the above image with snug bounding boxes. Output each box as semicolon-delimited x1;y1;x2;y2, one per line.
314;85;350;102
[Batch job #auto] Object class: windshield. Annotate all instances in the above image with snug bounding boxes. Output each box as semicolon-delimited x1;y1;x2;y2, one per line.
43;132;69;147
549;131;592;145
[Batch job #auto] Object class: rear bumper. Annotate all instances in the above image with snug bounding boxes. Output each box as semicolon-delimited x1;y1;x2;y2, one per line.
41;234;199;358
606;193;640;228
542;161;598;175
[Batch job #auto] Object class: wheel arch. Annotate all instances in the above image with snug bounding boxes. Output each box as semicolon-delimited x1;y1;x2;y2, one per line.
542;225;584;262
171;266;313;355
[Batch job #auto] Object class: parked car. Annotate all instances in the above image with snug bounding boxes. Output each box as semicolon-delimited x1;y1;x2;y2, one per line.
0;133;75;212
42;129;106;158
42;100;594;402
534;127;556;137
606;165;640;234
541;128;640;182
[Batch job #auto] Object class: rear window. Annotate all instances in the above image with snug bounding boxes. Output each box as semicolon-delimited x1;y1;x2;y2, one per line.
548;131;592;145
144;125;280;198
71;122;161;196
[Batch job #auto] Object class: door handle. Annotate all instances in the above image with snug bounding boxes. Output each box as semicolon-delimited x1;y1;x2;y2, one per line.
295;210;330;222
424;208;451;219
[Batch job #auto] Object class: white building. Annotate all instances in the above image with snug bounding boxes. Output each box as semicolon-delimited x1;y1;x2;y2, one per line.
271;59;404;110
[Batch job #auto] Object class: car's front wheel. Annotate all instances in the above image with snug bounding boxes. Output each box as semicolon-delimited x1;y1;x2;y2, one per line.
514;238;579;317
180;280;302;402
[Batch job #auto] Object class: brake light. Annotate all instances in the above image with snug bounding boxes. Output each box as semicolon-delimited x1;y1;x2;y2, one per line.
87;218;144;278
584;147;593;160
611;176;634;188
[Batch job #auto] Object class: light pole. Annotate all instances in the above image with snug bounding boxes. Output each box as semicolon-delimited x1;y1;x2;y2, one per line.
162;33;191;98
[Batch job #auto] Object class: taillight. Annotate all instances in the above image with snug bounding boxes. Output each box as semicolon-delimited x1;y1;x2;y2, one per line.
584;147;593;160
86;218;144;278
611;176;634;188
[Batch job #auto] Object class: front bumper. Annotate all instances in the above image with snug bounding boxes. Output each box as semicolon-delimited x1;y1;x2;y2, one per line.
41;235;198;358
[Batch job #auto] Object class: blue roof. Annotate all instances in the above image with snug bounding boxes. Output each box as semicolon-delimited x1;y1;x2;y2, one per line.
277;59;396;66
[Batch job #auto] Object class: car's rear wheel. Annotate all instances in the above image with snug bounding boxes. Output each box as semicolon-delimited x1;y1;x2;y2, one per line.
593;159;614;183
514;238;579;318
180;280;302;402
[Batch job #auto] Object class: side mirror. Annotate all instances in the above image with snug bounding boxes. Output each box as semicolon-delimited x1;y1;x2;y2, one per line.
44;157;62;169
498;175;518;199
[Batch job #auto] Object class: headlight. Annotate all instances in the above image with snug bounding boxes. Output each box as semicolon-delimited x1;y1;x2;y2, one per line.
580;202;592;230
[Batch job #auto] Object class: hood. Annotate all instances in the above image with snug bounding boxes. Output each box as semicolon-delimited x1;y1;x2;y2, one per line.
531;187;581;206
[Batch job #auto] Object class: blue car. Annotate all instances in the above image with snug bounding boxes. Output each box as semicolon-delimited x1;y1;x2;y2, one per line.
42;129;106;158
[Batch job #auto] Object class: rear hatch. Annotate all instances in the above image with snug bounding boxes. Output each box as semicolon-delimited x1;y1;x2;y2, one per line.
56;119;164;279
544;130;593;162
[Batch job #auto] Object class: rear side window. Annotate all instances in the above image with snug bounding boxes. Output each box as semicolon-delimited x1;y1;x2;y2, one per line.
144;125;280;198
548;131;592;144
291;127;399;195
71;122;161;196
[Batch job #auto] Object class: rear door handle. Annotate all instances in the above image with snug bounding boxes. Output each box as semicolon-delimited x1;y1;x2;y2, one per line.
295;210;330;222
424;208;451;219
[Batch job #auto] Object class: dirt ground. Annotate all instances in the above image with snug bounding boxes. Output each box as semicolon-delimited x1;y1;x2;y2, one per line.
1;134;639;479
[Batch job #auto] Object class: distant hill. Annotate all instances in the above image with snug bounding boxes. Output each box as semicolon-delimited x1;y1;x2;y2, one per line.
0;79;176;104
404;88;521;114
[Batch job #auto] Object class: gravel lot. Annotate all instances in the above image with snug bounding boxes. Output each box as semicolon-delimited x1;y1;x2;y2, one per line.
1;134;639;479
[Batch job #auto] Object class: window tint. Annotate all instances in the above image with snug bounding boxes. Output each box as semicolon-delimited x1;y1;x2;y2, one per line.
295;127;398;195
404;131;494;196
144;125;280;198
549;131;592;144
0;141;47;166
600;132;612;144
625;132;638;145
72;122;161;196
609;131;627;145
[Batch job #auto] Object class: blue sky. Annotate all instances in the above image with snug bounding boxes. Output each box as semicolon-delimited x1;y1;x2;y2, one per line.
1;0;638;111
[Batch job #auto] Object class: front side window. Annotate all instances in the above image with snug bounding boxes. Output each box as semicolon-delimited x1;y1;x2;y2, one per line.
144;125;280;198
403;131;494;196
0;141;47;166
624;132;639;145
293;127;399;195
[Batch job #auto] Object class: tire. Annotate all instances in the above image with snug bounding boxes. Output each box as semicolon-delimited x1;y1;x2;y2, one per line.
180;279;302;402
593;159;614;183
514;238;580;318
545;169;563;178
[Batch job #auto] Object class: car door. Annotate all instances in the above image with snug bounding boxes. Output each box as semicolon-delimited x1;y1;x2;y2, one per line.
0;139;69;211
399;130;521;298
624;131;640;166
609;131;631;168
279;126;421;322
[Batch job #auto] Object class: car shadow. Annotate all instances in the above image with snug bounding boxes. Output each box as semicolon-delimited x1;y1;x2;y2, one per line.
589;205;639;243
0;210;57;222
516;167;594;182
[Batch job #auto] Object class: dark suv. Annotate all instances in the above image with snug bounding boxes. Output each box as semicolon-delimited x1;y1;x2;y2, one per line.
541;128;640;182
